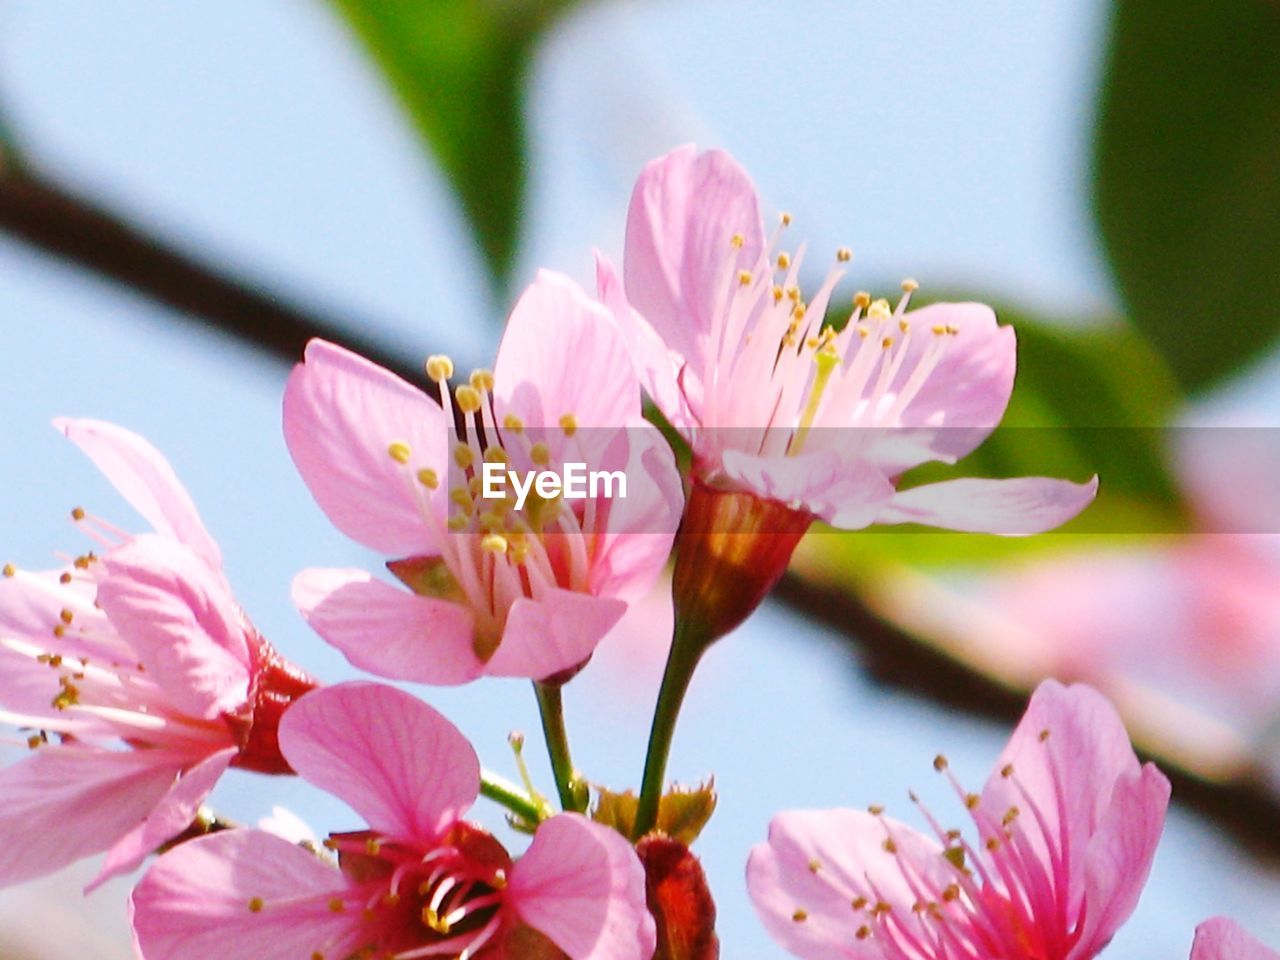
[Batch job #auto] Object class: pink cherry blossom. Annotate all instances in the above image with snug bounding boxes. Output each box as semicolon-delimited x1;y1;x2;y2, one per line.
600;145;1096;535
284;270;682;686
747;680;1170;960
131;682;656;960
0;419;314;891
1192;917;1279;960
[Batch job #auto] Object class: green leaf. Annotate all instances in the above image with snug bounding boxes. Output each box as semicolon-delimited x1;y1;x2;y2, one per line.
327;0;575;293
592;781;717;846
1093;0;1280;390
798;302;1188;575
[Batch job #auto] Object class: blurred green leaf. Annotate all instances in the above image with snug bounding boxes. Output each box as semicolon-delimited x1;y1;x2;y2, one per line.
1093;0;1280;391
800;304;1187;574
327;0;575;294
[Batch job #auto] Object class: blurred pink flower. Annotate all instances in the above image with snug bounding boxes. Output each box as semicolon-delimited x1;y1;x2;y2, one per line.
1192;917;1279;959
285;271;682;686
600;144;1096;536
131;682;656;960
747;680;1170;960
0;419;314;891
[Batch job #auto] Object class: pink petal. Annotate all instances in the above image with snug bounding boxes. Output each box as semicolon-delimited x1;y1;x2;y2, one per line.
293;567;481;686
1072;763;1170;958
747;809;948;959
484;589;627;682
97;535;251;719
1192;918;1280;960
719;449;896;530
623;145;764;381
493;270;640;430
587;425;683;603
278;682;479;840
878;475;1099;534
981;679;1170;929
55;418;222;569
508;813;656;960
282;338;448;557
0;745;183;887
595;251;695;429
130;829;357;960
89;746;237;892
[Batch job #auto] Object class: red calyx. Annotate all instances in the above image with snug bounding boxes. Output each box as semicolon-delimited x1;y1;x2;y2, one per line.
224;629;318;774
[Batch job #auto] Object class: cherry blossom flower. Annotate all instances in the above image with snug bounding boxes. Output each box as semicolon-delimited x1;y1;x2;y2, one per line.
747;680;1170;960
1192;917;1279;959
0;419;315;891
130;682;657;960
602;144;1096;537
284;270;682;686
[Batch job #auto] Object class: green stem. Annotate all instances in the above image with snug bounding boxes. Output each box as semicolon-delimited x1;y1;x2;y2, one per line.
633;620;709;839
534;681;582;812
479;769;544;824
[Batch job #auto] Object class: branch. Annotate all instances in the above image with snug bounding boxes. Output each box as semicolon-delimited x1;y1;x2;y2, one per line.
0;159;443;398
774;571;1280;862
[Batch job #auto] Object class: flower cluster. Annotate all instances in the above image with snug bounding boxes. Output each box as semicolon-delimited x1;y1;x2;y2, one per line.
0;146;1265;959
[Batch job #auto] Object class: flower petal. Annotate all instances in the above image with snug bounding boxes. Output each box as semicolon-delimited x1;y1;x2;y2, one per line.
283;338;448;557
130;829;357;960
623;145;764;382
747;809;948;959
493;270;640;430
0;745;182;887
719;449;896;530
55;418;222;569
878;475;1098;534
89;746;237;892
484;589;627;682
508;813;656;960
279;682;479;840
292;567;481;686
97;535;251;719
1191;918;1280;960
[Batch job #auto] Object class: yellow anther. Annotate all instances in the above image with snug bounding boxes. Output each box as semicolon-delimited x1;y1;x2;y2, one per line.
942;884;960;902
881;337;894;350
946;324;959;336
792;909;808;922
772;285;784;303
447;515;470;531
780;212;793;226
454;444;475;469
901;277;920;293
559;414;578;437
59;572;72;584
425;355;454;382
365;838;382;855
738;269;753;286
387;441;412;465
248;897;265;913
481;534;509;555
59;609;74;625
449;487;473;508
730;232;745;249
777;252;791;270
806;337;820;350
868;298;892;321
856;925;871;940
932;324;947;335
807;858;822;874
933;754;949;771
837;247;853;263
1001;763;1014;778
469;369;495;392
786;286;801;302
2;564;14;578
868;804;885;816
328;898;345;913
509;539;531;565
853;291;871;309
853;896;869;910
857;325;870;338
71;507;86;521
52;625;66;639
965;793;980;809
793;304;807;321
455;385;482;414
985;837;1001;852
899;319;910;333
26;735;42;750
478;511;505;532
883;839;897;854
503;413;525;432
1039;728;1051;742
491;869;508;890
529;442;551;466
417;468;439;489
484;446;509;465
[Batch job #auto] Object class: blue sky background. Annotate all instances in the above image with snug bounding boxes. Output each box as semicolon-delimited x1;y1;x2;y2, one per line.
1;2;1278;957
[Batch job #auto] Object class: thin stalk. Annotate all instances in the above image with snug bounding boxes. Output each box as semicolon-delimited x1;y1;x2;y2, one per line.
534;681;581;812
479;768;544;824
633;620;708;839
